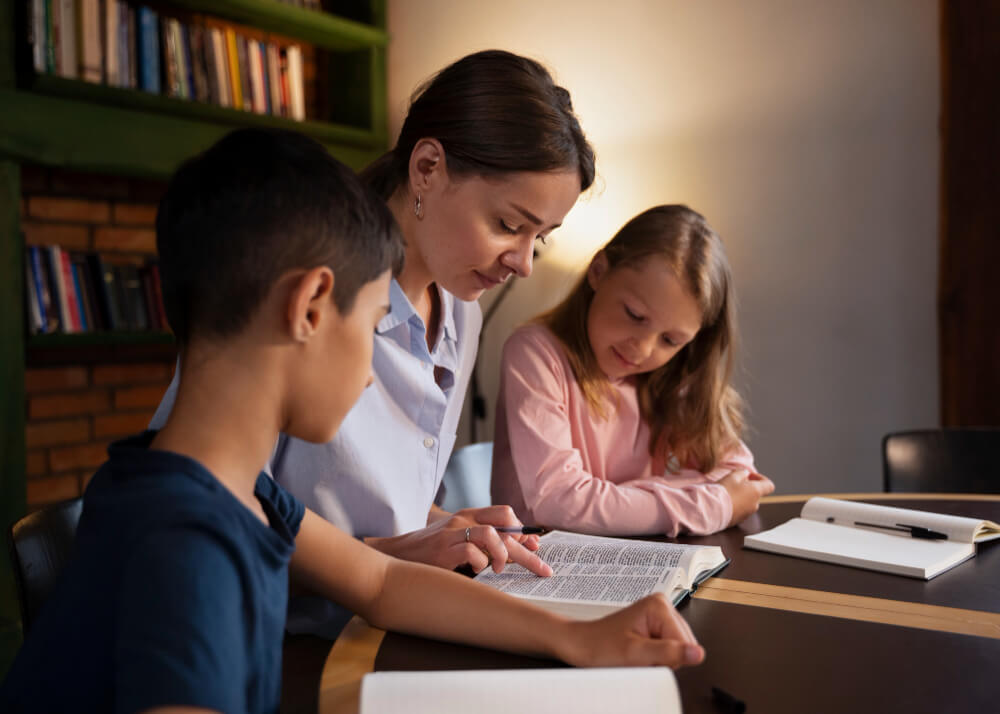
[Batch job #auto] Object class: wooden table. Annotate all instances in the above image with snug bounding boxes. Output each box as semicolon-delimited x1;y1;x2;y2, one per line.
283;494;1000;714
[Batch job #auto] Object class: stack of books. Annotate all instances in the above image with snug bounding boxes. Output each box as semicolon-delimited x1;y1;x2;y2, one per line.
26;1;307;120
24;243;170;335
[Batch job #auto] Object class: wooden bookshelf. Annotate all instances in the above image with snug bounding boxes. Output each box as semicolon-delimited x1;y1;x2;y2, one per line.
0;0;389;671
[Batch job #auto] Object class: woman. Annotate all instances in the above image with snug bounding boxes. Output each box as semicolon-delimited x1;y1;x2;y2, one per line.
153;50;596;636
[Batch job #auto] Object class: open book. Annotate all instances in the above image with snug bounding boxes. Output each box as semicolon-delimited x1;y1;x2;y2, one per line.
744;497;1000;579
360;667;680;714
473;530;729;620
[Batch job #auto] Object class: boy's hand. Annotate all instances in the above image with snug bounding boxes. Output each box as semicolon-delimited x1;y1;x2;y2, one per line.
558;594;705;668
365;505;553;577
720;468;775;527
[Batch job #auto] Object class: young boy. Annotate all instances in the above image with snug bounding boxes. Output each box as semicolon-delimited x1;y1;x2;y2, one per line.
0;129;703;712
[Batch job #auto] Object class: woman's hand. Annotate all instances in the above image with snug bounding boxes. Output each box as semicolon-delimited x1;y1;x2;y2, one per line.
365;505;553;576
720;468;775;527
556;594;705;668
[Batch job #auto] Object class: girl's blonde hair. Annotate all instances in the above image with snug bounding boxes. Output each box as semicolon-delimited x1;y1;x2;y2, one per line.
539;205;744;472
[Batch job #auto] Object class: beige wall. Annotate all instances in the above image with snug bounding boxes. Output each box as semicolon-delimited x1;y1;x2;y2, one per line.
386;0;939;493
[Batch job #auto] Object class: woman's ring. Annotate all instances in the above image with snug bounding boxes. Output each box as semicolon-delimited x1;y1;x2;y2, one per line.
465;527;472;543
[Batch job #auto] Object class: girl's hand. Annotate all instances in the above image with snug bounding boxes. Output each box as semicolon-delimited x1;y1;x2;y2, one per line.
720;468;775;526
365;505;553;577
557;594;705;668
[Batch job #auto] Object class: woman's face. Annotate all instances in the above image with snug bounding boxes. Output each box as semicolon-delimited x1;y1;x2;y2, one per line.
414;168;581;301
586;254;703;381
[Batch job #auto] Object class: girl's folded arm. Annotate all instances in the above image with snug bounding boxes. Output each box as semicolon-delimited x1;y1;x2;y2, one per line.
500;336;732;537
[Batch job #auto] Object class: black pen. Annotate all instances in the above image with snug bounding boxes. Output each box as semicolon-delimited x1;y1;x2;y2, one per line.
854;521;948;540
495;526;545;535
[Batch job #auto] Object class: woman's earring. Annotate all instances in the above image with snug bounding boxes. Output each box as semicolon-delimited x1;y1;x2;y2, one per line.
414;193;423;219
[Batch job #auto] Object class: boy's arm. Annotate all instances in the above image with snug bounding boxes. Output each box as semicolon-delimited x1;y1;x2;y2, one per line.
290;509;704;668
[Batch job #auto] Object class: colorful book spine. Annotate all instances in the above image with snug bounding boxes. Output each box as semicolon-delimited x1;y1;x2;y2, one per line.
70;260;90;331
58;247;84;332
225;28;242;111
137;7;160;94
25;251;44;335
27;246;51;333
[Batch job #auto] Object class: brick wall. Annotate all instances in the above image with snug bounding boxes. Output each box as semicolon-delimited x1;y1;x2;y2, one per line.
20;166;175;510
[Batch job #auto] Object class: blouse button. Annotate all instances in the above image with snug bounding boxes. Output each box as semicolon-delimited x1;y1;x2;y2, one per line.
423;437;435;449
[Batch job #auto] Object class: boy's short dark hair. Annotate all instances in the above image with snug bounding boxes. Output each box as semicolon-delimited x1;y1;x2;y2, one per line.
156;128;404;346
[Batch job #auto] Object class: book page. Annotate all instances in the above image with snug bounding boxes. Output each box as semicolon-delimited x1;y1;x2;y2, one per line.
801;497;1000;543
744;517;975;579
360;667;681;714
474;531;724;606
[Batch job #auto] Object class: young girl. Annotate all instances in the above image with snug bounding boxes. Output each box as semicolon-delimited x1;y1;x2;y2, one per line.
492;205;774;536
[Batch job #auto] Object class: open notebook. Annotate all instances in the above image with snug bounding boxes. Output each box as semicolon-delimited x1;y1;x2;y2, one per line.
474;530;729;619
360;667;681;714
744;497;1000;579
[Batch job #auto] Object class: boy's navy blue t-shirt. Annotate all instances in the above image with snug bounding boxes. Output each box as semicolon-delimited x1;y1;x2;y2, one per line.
0;431;306;713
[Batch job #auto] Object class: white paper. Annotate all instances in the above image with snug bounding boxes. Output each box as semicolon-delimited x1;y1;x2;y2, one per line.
359;667;681;714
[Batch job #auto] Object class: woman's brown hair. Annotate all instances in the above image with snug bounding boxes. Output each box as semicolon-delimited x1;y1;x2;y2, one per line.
360;50;595;197
540;205;744;472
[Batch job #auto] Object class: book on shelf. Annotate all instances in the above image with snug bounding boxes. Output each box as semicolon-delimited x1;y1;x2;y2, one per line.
24;245;167;336
25;1;309;121
473;530;729;620
360;668;681;714
743;497;1000;580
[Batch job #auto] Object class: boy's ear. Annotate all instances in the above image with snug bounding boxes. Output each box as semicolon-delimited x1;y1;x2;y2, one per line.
408;138;447;196
587;251;610;290
288;266;335;342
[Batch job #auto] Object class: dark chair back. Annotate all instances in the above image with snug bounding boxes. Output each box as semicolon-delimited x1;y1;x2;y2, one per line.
882;429;1000;493
7;498;83;633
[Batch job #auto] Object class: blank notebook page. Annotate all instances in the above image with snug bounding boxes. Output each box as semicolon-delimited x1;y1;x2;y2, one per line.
359;667;681;714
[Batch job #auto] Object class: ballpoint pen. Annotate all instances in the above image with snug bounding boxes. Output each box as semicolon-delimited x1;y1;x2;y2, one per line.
854;521;948;539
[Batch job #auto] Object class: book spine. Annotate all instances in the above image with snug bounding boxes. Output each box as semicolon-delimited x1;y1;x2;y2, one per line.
211;28;230;107
286;45;304;120
179;23;194;100
77;254;104;331
28;246;51;334
70;260;91;331
87;253;119;330
236;35;251;112
201;24;218;105
137;7;160;94
117;2;128;88
78;0;103;83
111;264;133;329
31;0;47;73
100;0;114;84
119;264;149;330
25;251;44;335
126;5;137;88
59;248;83;332
248;38;264;114
225;28;242;111
266;44;282;117
46;245;69;332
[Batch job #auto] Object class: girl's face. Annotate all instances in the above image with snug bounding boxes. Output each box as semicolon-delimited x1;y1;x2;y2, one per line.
415;169;581;301
586;253;703;381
